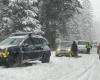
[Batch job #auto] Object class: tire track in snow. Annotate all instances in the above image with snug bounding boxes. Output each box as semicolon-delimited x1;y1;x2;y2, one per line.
87;55;100;80
59;54;97;80
40;54;95;80
0;51;99;80
77;54;97;80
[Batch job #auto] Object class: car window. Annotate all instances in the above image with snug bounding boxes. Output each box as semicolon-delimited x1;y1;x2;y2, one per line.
59;42;72;47
78;41;87;45
0;37;24;46
39;38;48;45
23;38;33;45
32;38;40;45
32;38;47;45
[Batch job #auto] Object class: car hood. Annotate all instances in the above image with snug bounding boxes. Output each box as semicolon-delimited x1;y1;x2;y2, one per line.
0;45;16;49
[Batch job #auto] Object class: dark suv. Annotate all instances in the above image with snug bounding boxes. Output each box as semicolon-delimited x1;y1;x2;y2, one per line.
0;32;51;67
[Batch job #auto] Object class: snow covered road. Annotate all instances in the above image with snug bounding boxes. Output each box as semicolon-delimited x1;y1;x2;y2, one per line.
0;48;100;80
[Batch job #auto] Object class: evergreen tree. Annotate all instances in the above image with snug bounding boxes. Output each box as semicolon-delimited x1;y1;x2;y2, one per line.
39;0;82;49
79;0;93;41
0;0;42;35
66;0;93;41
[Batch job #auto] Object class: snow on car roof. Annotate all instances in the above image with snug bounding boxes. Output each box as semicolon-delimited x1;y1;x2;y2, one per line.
31;35;44;38
78;40;88;42
59;41;72;43
10;33;45;40
9;36;26;38
10;32;44;38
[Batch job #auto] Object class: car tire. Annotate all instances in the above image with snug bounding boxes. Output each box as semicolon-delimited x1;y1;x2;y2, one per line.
55;54;62;57
41;52;50;63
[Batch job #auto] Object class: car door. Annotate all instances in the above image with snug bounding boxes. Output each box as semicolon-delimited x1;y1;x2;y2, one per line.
31;38;44;58
22;38;34;60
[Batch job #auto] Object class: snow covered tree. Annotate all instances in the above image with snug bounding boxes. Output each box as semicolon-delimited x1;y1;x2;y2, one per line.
39;0;82;49
65;0;93;41
78;0;93;41
0;0;42;35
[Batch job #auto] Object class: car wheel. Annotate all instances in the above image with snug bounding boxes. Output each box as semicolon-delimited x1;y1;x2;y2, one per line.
56;54;62;57
41;52;50;63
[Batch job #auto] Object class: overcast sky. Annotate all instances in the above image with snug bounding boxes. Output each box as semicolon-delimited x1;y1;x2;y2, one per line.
91;0;100;22
90;0;100;42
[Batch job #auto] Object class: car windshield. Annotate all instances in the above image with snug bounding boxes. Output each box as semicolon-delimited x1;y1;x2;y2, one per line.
0;37;24;46
78;41;87;45
59;42;72;48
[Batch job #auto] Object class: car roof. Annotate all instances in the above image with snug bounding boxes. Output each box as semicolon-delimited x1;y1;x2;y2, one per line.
77;40;88;42
58;41;72;45
11;32;35;36
59;41;72;43
10;32;44;39
9;36;26;38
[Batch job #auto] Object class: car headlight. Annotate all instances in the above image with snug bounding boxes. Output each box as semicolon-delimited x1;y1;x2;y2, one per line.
2;53;7;58
0;48;9;58
56;48;60;52
67;48;71;52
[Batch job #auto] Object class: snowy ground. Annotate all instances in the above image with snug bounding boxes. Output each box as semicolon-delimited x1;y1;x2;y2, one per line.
0;48;100;80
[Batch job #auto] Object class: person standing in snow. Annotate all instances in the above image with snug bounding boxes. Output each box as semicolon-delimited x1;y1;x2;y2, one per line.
97;43;100;59
86;42;92;54
71;41;78;57
97;44;100;53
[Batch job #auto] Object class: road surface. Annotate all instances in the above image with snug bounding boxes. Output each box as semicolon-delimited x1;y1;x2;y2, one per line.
0;48;100;80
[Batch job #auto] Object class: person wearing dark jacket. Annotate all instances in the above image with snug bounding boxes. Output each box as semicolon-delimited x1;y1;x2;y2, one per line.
97;43;100;59
71;41;78;57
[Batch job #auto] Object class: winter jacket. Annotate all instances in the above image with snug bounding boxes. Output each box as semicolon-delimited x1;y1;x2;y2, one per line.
97;44;100;54
71;43;78;52
86;43;92;49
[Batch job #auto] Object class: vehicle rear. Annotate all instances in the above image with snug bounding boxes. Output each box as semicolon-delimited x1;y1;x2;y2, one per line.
77;40;87;53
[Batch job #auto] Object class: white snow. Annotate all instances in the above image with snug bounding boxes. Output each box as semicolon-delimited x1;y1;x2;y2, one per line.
0;48;100;80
